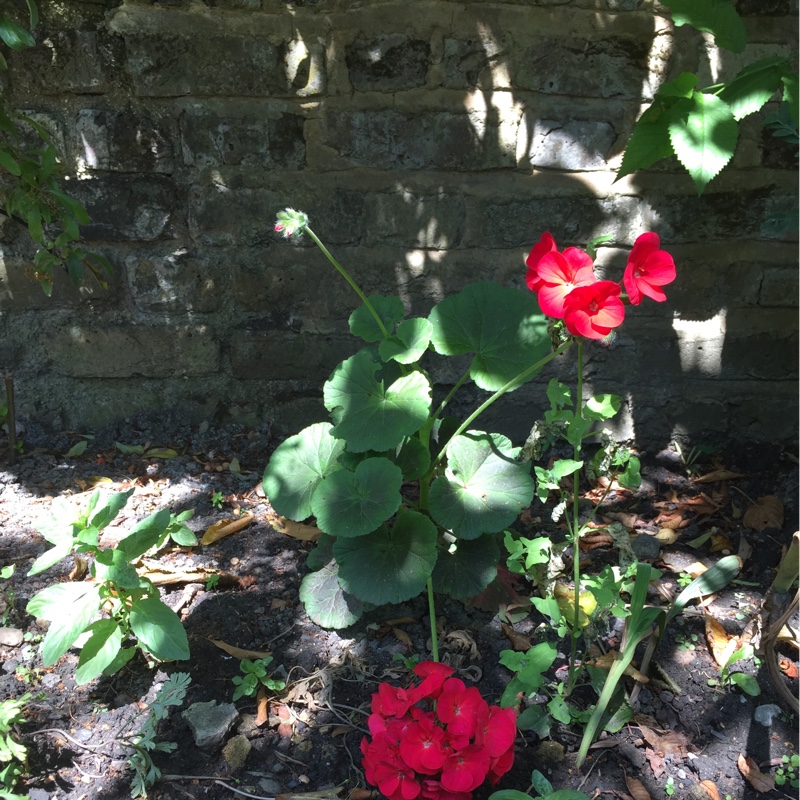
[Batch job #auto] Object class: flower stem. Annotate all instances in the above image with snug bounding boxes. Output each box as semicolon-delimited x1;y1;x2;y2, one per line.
566;338;584;696
427;577;439;662
305;226;390;339
429;340;573;472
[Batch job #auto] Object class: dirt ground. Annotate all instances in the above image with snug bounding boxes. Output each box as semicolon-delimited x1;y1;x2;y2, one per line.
0;411;797;800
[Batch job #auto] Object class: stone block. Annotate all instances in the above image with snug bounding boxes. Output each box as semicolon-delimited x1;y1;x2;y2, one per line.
441;38;492;90
346;34;430;92
518;114;617;170
46;326;219;377
9;29;124;94
369;189;466;249
75;109;175;173
230;330;357;381
179;105;305;168
189;181;364;246
123;34;288;97
759;266;798;306
513;37;649;99
322;109;514;169
72;176;179;241
125;248;226;313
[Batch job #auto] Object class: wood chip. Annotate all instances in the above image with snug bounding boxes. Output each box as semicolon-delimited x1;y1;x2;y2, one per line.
202;513;255;545
208;638;271;660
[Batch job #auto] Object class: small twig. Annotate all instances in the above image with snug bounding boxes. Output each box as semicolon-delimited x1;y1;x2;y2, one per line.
30;728;111;752
72;760;105;779
265;622;297;646
576;750;607;791
162;776;275;799
273;750;309;768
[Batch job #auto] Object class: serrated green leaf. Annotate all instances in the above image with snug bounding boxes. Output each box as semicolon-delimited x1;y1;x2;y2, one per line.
310;457;402;538
349;295;404;342
299;559;364;629
27;582;102;666
669;92;739;194
428;282;550;392
116;509;171;561
616;115;675;180
432;534;499;599
129;597;189;661
718;58;790;121
584;394;622;421
378;318;433;364
324;348;431;453
334;509;438;605
662;0;746;53
75;619;123;684
262;422;346;521
429;432;534;540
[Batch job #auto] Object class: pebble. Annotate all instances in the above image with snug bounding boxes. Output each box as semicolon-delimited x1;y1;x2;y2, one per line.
753;703;782;726
258;778;283;794
0;627;23;647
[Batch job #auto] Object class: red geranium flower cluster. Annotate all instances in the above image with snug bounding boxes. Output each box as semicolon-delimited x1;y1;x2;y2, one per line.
525;231;676;340
361;662;516;800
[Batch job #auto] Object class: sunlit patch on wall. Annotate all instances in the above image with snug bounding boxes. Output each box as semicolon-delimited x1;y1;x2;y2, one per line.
672;309;727;376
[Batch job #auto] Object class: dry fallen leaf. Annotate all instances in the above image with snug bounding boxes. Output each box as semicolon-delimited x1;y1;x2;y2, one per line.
202;513;254;545
685;561;709;579
624;775;652;800
693;469;744;484
255;687;269;727
208;638;272;660
270;517;321;542
142;568;219;586
644;747;665;779
709;533;733;553
743;495;784;532
779;658;799;678
637;725;692;758
705;614;739;667
737;753;775;793
68;556;88;581
501;623;532;651
590;651;649;683
347;790;373;800
603;511;639;530
699;780;722;800
654;528;678;545
392;627;413;648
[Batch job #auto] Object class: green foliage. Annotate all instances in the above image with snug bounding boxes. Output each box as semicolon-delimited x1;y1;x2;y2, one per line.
26;490;190;683
232;657;286;701
617;1;798;193
124;672;190;798
0;0;112;294
775;753;800;789
263;224;556;629
210;491;224;509
489;769;590;800
0;694;29;800
707;642;761;696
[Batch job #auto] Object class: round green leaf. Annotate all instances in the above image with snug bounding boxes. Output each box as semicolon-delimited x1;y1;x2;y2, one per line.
584;394;622;421
378;318;433;364
262;422;346;521
324;349;432;453
349;295;405;342
432;534;499;599
311;457;403;538
429;432;535;539
129;597;189;662
389;437;431;481
299;560;364;629
427;282;550;392
334;510;438;605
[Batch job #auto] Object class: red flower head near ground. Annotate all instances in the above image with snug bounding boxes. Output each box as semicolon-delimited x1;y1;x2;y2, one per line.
525;231;557;292
535;248;597;319
360;663;516;800
623;232;677;305
563;280;625;341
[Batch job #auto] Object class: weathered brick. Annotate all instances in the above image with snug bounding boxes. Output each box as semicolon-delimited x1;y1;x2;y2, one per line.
513;37;649;99
46;326;220;377
441;39;491;90
759;265;798;306
230;330;357;381
519;115;617;170
368;189;466;249
76;109;175;173
72;176;180;241
322;109;514;169
123;34;287;97
179;105;305;168
346;34;430;92
125;249;226;313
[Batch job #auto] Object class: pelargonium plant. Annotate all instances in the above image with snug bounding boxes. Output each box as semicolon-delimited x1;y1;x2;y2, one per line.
361;661;516;800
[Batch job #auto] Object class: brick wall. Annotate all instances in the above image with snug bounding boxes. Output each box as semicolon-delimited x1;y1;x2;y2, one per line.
0;0;797;449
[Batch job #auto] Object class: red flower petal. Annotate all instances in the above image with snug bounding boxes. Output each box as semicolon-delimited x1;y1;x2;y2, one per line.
525;232;558;292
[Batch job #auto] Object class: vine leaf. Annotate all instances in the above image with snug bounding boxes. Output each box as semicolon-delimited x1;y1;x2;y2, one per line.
324;348;431;453
428;282;550;392
310;457;403;538
334;510;438;605
429;432;535;540
662;0;746;53
262;422;346;521
718;58;791;121
668;92;739;194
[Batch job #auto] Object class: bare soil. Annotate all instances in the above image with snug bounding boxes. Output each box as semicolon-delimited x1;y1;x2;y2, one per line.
0;412;797;800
